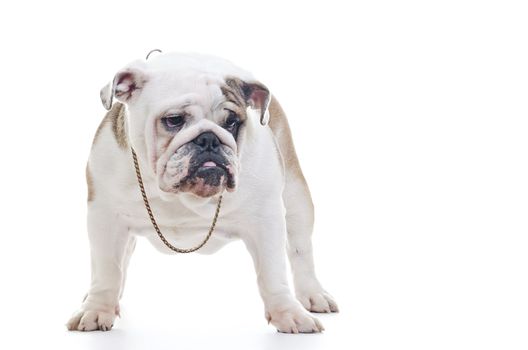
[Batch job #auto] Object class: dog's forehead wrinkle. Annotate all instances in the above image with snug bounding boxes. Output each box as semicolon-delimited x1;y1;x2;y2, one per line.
146;75;225;118
144;58;250;112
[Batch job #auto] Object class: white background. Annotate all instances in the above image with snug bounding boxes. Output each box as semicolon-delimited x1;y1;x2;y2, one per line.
0;1;527;349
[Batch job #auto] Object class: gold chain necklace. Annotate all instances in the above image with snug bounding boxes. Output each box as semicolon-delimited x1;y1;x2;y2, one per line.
131;147;223;253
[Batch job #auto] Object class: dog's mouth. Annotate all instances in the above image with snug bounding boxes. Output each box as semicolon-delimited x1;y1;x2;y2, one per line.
174;151;236;197
189;152;229;178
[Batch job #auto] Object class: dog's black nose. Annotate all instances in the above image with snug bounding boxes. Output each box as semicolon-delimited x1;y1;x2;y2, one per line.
193;132;221;152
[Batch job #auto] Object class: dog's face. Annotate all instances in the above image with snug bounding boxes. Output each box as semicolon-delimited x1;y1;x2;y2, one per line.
100;53;270;198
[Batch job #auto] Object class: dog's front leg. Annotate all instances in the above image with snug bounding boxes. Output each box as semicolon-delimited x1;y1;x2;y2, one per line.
241;205;324;333
66;205;132;331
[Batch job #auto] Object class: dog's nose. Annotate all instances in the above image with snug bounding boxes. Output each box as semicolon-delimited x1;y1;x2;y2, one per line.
193;132;221;152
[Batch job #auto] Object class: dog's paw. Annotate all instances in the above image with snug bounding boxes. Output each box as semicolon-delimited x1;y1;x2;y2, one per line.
266;304;324;333
66;308;117;332
296;288;339;313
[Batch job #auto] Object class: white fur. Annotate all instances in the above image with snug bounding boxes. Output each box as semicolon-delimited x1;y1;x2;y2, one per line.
66;52;336;333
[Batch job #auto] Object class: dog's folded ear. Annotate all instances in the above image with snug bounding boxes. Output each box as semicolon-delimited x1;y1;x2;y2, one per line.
100;61;148;110
242;81;271;126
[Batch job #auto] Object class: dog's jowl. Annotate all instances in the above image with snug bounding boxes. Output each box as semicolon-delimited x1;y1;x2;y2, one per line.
67;52;338;333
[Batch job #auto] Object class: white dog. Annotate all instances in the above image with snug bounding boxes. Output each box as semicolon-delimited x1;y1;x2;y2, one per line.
66;51;338;333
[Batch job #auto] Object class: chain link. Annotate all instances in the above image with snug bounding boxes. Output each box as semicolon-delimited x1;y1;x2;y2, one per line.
131;147;222;253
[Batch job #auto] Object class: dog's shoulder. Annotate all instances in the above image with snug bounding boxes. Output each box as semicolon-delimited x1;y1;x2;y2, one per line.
87;103;133;203
92;102;128;149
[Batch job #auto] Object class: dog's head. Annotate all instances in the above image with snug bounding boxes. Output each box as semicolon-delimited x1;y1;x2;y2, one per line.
100;52;270;198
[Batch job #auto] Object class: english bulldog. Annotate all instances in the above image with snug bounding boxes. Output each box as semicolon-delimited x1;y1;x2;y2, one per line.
66;51;338;333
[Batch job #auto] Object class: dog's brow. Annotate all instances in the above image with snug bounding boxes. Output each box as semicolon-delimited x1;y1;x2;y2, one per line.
180;100;193;109
211;98;225;112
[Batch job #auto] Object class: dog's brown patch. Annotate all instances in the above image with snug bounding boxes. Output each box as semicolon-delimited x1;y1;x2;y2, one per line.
221;78;246;107
268;96;314;226
92;103;128;148
268;96;303;180
220;78;248;120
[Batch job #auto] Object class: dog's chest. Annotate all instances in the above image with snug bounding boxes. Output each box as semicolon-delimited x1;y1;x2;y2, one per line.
121;196;239;254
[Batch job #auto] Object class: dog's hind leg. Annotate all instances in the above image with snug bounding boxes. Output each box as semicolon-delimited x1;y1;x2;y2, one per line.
268;97;339;314
283;171;339;313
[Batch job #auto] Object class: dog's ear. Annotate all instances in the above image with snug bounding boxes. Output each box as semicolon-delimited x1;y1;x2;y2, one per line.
242;81;271;126
100;62;148;110
224;78;271;126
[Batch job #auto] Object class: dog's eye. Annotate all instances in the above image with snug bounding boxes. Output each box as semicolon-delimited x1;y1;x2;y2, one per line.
224;111;240;130
162;114;185;130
